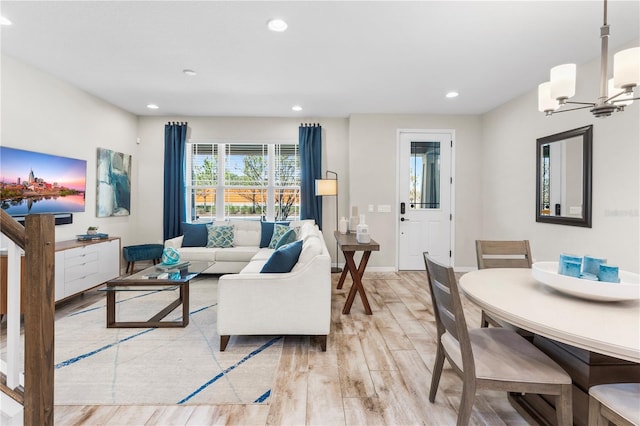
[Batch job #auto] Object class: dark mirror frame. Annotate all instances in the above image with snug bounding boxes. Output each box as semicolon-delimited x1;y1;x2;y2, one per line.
536;125;593;228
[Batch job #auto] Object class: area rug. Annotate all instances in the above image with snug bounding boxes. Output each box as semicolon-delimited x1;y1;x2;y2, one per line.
53;276;283;405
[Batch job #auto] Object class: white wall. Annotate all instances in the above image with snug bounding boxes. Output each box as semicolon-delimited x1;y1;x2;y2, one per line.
348;114;483;269
4;52;637;273
135;116;350;264
1;55;139;247
481;42;640;272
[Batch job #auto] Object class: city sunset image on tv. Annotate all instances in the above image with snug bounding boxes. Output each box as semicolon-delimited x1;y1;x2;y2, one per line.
0;146;87;216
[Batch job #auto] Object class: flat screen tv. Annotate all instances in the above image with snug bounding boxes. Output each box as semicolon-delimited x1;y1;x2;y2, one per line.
0;146;87;217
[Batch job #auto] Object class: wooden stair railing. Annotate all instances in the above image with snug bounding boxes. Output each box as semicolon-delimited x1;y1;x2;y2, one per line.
1;210;55;426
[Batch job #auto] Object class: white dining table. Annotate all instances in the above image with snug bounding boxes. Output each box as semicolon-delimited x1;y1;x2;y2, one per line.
458;268;640;363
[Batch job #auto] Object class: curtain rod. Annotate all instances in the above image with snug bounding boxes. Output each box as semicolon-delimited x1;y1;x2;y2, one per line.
166;121;188;125
300;122;321;127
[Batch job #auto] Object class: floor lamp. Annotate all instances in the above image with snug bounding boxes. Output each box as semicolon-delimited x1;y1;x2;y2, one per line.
315;170;342;273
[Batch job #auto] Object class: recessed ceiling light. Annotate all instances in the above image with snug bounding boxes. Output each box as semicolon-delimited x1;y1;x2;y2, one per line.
146;104;159;110
292;105;303;112
183;69;197;76
0;16;13;26
446;91;459;98
267;18;288;32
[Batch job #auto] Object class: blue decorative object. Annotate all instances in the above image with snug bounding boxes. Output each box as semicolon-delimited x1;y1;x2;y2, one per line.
161;247;181;265
261;240;303;273
558;254;582;275
599;264;620;283
579;273;599;281
563;261;582;278
583;256;606;276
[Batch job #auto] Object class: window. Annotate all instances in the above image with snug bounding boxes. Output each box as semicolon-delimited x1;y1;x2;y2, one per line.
186;142;300;222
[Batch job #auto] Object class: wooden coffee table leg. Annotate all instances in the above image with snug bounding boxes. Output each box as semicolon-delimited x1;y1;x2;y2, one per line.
181;282;189;327
106;290;116;327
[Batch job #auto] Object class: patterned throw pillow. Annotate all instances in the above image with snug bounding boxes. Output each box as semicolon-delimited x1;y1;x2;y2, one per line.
206;224;235;248
274;228;297;249
268;223;290;249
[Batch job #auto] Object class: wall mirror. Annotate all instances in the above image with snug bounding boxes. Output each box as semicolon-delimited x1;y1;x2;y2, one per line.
536;125;592;227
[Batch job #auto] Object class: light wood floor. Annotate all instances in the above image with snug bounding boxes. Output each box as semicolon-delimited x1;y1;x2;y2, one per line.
30;271;529;425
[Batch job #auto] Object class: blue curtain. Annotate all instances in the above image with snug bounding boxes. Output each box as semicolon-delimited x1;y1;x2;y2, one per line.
299;124;322;228
163;122;188;241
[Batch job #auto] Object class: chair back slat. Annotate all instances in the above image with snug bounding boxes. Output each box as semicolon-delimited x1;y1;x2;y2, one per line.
476;240;532;269
430;278;458;340
423;253;475;374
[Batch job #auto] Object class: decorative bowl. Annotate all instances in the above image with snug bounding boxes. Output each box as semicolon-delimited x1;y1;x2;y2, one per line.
532;262;640;302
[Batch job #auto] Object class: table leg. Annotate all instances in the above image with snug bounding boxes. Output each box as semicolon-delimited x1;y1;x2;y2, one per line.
106;289;116;327
342;250;373;315
336;263;349;289
181;281;189;327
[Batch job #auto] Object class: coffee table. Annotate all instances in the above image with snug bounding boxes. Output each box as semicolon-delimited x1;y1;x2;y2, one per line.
100;261;212;328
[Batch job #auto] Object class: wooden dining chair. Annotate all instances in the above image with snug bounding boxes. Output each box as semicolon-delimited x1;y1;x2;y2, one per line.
475;240;532;328
423;253;573;426
588;383;640;426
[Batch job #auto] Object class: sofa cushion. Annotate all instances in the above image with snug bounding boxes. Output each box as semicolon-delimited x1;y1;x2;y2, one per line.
206;224;235;248
269;223;291;249
175;247;219;262
260;221;289;248
274;228;297;249
297;235;323;264
215;246;260;262
261;240;303;273
226;220;261;246
181;222;209;247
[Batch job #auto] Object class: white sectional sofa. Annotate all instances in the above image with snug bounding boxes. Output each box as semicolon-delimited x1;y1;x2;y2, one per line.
164;219;332;351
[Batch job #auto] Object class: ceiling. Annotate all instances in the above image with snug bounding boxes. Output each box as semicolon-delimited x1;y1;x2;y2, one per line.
1;1;639;118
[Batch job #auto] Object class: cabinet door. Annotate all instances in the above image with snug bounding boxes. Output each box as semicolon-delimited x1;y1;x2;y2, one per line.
54;251;65;301
99;239;120;280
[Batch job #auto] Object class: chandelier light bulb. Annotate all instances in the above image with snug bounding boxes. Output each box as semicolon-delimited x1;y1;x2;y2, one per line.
613;47;640;90
550;63;576;102
538;82;559;113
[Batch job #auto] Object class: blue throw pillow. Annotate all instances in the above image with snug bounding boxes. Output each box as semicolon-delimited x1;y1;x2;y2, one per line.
260;221;289;248
261;239;303;273
181;222;209;247
274;228;297;249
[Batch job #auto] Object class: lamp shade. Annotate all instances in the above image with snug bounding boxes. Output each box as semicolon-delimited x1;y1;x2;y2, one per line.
613;47;640;90
315;179;337;196
538;81;560;113
550;63;576;101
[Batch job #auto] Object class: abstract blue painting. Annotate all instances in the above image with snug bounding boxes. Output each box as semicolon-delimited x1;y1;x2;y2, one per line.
96;147;131;217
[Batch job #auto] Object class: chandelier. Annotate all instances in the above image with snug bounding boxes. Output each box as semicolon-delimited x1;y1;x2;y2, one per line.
538;0;639;118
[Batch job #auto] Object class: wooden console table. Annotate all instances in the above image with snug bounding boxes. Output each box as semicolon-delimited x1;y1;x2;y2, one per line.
334;231;380;315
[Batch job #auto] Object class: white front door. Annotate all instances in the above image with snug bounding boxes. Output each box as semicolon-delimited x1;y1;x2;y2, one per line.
398;131;453;270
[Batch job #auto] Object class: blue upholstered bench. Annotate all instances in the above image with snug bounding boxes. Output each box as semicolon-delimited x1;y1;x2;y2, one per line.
122;244;164;273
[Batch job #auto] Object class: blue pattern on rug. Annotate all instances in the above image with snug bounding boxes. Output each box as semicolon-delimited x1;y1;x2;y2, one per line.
55;329;155;368
53;281;281;405
177;336;282;404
